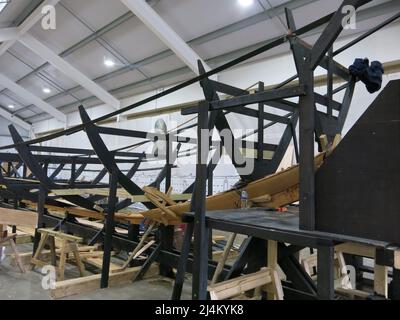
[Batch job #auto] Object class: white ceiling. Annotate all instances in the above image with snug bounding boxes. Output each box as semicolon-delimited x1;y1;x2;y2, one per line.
0;0;397;124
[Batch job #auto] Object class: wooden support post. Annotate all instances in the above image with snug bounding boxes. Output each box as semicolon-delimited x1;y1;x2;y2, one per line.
100;167;118;289
159;224;175;277
327;47;333;117
70;159;76;188
392;269;400;300
33;185;47;253
58;239;68;281
257;81;264;161
317;245;335;300
211;233;237;285
172;222;194;300
266;240;278;300
192;101;209;300
165;134;171;193
299;64;316;231
374;264;388;298
12;197;18;234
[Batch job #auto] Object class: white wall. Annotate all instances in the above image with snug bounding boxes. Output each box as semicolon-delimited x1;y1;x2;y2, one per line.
29;22;400;192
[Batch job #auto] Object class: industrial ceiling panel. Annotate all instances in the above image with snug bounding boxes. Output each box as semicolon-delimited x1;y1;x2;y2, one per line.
100;14;168;63
149;72;194;92
63;40;123;80
281;0;342;30
10;41;47;69
193;18;286;60
47;94;79;109
100;70;147;92
113;83;157;101
0;52;34;81
0;0;31;27
0;93;26;111
41;64;81;90
60;0;129;31
18;109;37;119
22;105;43;116
28;3;93;55
69;88;95;102
152;0;263;42
139;55;187;78
17;75;64;100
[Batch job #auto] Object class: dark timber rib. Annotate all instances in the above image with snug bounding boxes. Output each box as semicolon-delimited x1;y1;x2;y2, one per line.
78;106;153;209
8;125;100;212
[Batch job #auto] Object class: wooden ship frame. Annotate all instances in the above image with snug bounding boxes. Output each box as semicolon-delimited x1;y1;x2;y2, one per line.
0;0;399;300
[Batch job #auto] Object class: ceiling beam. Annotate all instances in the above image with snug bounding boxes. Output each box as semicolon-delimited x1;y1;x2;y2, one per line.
0;106;32;131
19;33;121;110
0;0;61;57
120;0;211;75
0;73;66;123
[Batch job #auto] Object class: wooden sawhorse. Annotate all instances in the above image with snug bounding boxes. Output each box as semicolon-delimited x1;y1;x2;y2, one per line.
31;228;85;281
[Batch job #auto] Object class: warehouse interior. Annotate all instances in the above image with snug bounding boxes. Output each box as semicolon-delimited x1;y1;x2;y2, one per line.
0;0;399;301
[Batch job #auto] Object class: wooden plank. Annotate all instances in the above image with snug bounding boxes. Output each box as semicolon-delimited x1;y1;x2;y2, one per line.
211;233;237;285
83;257;121;272
0;208;37;227
50;264;159;299
9;238;26;273
335;288;370;299
208;268;273;300
335;243;375;258
395;251;400;270
374;264;388;298
37;228;83;242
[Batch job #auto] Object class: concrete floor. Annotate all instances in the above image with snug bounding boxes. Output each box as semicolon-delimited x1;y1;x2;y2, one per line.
0;243;192;300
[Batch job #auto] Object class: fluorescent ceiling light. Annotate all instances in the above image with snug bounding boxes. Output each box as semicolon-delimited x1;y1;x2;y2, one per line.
8;104;14;109
0;1;10;13
238;0;254;7
104;58;115;67
43;87;51;94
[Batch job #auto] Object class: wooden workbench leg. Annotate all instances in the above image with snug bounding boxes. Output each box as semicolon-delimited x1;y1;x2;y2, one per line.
317;245;335;300
58;239;68;281
374;263;388;298
32;233;48;262
70;242;85;277
336;251;352;289
49;237;57;267
270;269;284;300
267;240;278;300
9;238;25;273
211;233;236;285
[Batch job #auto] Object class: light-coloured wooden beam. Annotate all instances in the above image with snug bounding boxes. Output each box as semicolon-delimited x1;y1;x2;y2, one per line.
0;207;37;227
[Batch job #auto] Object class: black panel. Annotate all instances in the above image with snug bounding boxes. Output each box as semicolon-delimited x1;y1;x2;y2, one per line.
315;80;400;244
